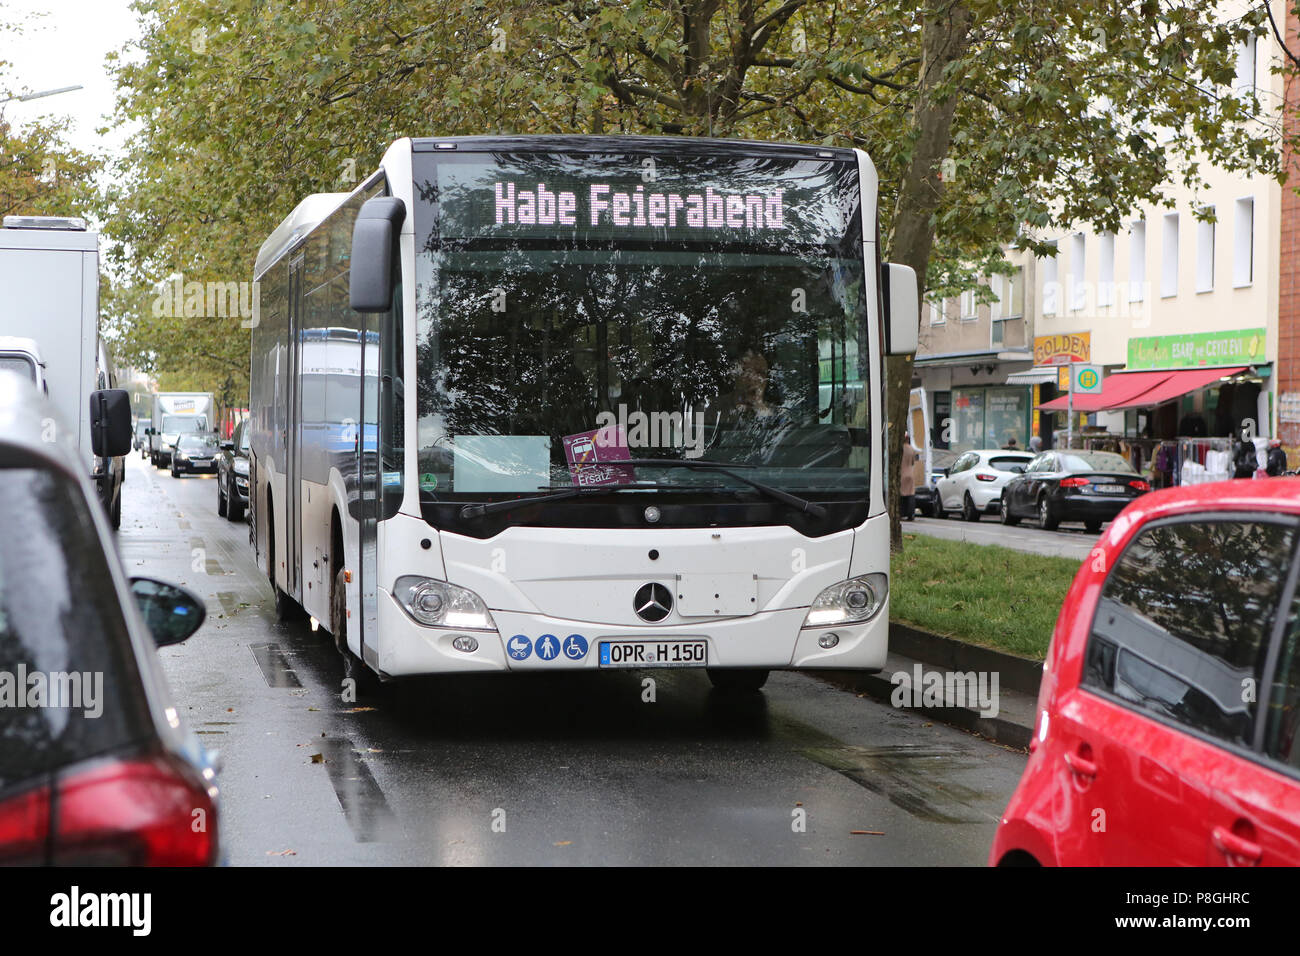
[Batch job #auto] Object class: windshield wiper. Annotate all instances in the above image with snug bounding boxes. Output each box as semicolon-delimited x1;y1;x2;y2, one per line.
630;459;827;518
459;482;685;519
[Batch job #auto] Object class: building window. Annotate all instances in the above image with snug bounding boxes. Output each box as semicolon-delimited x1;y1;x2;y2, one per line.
1129;220;1146;302
1042;242;1059;315
1099;232;1115;307
928;299;944;325
1069;232;1086;311
1235;35;1257;93
1195;207;1215;294
960;289;978;321
1161;212;1179;298
1004;266;1024;318
1234;196;1254;288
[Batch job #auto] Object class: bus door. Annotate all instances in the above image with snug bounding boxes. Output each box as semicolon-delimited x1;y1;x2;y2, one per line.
358;319;381;661
287;254;304;601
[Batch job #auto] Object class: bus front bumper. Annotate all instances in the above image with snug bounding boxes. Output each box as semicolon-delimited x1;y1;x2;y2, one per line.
374;589;889;676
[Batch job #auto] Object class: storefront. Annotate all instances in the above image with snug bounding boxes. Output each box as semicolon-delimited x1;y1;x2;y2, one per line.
1036;328;1272;485
913;347;1036;453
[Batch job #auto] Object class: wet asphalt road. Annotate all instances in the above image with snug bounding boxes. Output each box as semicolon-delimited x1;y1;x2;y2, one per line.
116;453;1027;866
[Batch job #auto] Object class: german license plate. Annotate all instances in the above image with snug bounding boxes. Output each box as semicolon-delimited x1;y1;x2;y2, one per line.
598;640;708;668
1095;484;1126;494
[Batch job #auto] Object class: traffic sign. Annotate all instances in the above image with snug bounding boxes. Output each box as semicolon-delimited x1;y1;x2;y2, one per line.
1073;364;1103;394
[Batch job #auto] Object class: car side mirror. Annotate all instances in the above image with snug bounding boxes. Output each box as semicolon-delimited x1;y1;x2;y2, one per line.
90;388;132;458
350;196;406;312
942;468;950;477
130;578;206;647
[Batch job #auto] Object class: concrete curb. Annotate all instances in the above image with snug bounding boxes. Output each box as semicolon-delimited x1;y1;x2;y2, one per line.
810;622;1045;751
889;623;1044;697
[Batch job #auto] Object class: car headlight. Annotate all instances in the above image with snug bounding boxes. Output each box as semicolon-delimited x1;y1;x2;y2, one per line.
176;452;189;461
801;573;888;628
234;458;249;476
393;575;496;631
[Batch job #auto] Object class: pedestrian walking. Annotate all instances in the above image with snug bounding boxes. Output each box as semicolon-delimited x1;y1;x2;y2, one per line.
900;432;919;521
1267;439;1288;477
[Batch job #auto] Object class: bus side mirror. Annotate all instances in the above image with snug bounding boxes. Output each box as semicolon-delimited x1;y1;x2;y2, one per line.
350;196;406;313
882;263;919;356
90;388;133;458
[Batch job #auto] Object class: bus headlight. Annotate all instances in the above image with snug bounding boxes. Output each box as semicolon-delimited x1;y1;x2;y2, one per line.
801;573;888;628
393;575;496;631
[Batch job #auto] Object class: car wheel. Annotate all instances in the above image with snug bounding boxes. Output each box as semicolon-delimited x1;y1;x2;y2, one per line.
1085;519;1102;534
1000;498;1020;525
1038;495;1060;531
706;668;769;693
227;488;245;522
217;479;227;517
933;495;947;520
110;492;121;530
171;462;180;478
962;492;980;523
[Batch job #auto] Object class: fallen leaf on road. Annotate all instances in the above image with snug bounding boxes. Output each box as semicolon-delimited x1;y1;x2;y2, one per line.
310;753;324;764
266;849;297;856
850;830;884;836
554;841;573;847
343;707;377;713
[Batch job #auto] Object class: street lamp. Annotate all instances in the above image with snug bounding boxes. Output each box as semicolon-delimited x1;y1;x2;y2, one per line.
0;85;84;105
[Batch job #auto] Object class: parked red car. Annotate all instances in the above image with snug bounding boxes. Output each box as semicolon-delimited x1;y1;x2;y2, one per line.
991;477;1300;866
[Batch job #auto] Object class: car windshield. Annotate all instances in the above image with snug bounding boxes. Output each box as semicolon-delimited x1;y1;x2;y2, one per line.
0;468;151;796
178;435;217;452
161;414;207;434
1061;452;1136;473
0;355;37;383
414;149;870;516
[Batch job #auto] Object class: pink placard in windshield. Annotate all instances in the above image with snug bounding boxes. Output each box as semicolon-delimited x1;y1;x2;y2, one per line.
563;427;636;487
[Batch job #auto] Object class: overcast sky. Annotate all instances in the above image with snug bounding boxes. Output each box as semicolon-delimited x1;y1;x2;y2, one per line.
2;0;142;158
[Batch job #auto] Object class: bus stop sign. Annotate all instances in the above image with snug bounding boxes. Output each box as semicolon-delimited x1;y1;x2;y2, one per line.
1074;364;1103;394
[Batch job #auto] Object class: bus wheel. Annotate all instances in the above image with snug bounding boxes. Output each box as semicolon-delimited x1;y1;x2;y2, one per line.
706;668;769;693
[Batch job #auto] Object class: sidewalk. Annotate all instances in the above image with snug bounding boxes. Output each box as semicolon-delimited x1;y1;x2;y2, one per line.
812;623;1042;749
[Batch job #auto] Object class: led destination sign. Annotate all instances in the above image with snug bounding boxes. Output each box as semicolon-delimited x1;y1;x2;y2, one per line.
494;182;788;232
425;153;861;248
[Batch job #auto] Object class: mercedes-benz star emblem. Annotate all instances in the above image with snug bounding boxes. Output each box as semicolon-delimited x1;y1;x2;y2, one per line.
634;582;673;623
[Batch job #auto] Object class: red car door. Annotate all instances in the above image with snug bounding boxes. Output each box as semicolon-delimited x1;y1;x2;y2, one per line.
1058;516;1298;865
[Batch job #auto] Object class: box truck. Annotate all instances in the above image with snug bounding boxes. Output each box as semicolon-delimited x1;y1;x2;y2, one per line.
0;216;132;526
148;391;216;468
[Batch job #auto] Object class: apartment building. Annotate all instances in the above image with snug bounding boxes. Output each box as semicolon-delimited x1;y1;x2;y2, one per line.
917;2;1287;460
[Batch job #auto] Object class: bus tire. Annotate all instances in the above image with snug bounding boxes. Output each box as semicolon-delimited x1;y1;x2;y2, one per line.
706;668;769;693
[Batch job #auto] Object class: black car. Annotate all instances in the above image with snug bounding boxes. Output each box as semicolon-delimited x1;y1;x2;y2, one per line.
217;420;249;521
171;433;220;477
1000;449;1150;532
0;375;219;865
915;448;956;518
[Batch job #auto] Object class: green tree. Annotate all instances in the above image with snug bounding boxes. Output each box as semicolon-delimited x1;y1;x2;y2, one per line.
105;1;1288;546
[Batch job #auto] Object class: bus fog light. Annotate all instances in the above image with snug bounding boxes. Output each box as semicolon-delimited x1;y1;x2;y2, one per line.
451;635;479;653
802;573;888;628
818;633;840;649
394;575;496;631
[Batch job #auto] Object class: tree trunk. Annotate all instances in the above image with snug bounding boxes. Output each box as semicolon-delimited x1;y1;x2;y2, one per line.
884;1;974;552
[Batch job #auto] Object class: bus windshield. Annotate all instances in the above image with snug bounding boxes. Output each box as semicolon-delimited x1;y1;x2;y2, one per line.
413;148;870;519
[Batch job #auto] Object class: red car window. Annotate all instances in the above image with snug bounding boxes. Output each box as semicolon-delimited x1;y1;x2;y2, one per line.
1083;518;1297;749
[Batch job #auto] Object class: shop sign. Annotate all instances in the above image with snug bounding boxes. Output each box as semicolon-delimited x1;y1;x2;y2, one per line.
1034;332;1090;366
1127;329;1265;370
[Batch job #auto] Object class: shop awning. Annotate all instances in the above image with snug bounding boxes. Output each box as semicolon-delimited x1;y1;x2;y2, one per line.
1106;366;1248;409
1004;368;1060;386
1036;366;1250;412
1037;370;1171;412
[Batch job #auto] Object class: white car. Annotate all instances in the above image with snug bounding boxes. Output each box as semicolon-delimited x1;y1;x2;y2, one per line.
934;449;1035;522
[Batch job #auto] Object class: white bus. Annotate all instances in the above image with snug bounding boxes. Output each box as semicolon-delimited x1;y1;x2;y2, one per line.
250;135;917;692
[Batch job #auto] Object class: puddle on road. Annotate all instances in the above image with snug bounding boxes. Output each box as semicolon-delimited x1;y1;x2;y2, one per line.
799;744;988;824
318;737;400;843
249;642;303;688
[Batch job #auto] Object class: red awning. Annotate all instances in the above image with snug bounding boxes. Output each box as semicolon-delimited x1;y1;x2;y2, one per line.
1106;366;1248;409
1037;370;1171;413
1037;366;1250;412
